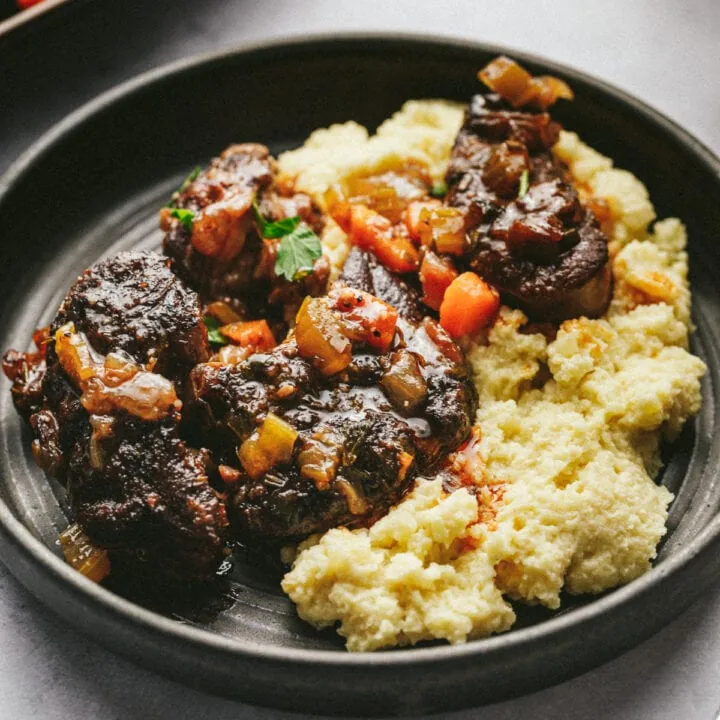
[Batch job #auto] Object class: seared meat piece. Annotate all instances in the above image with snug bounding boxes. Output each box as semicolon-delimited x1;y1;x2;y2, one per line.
2;328;49;419
339;247;424;322
3;251;228;584
189;287;476;539
162;143;329;329
54;251;210;381
66;416;225;584
445;92;612;321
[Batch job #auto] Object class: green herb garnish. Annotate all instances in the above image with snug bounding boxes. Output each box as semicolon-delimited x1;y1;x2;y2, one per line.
166;166;202;207
170;208;195;231
179;166;202;192
204;316;228;346
275;226;323;281
430;181;448;198
252;203;301;239
252;201;322;281
518;169;530;198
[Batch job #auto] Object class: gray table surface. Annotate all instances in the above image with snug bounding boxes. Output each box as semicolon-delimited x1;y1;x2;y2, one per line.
2;1;720;718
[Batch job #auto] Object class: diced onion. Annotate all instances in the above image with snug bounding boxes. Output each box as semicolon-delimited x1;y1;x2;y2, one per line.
334;478;369;516
190;188;254;262
430;207;467;256
92;372;178;421
479;56;574;110
294;297;352;376
205;300;243;325
479;56;533;106
54;323;97;384
88;415;115;471
482;142;529;197
55;324;177;421
213;344;252;365
237;413;298;480
398;451;414;483
297;431;341;491
59;523;111;583
380;350;428;414
404;200;441;245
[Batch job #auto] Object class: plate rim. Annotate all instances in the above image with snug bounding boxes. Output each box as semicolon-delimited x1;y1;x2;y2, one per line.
1;30;720;672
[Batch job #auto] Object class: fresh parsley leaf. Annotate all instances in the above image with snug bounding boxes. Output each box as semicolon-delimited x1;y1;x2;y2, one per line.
430;181;448;198
275;225;323;281
252;201;322;281
263;215;301;239
518;169;530;198
204;316;228;346
252;201;301;239
170;208;195;231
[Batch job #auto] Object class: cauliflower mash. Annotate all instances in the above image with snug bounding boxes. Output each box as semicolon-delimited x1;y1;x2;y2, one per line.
278;101;706;651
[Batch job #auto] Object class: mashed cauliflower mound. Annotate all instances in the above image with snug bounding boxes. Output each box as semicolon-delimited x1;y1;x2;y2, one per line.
278;101;706;652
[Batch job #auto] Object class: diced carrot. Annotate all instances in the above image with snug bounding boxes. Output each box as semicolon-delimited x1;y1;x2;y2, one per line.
348;204;392;249
419;251;459;311
372;231;420;273
220;320;276;351
348;204;420;273
325;185;352;232
404;199;441;244
439;272;500;338
218;464;242;485
332;287;398;352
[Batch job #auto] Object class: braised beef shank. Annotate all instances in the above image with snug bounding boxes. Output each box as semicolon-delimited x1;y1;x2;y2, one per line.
4;252;228;583
445;93;612;320
162;143;329;329
189;282;476;540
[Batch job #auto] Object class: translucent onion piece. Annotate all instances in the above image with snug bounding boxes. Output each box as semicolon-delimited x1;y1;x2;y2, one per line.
237;413;298;480
430;207;467;256
297;431;342;491
478;55;574;110
380;350;428;414
55;324;177;421
59;523;111;583
294;297;352;376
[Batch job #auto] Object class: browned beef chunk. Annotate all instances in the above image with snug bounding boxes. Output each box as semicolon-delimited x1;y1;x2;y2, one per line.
2;329;48;419
3;251;228;584
188;288;476;540
162;143;329;330
445;93;611;321
54;250;210;380
66;416;225;584
339;247;424;322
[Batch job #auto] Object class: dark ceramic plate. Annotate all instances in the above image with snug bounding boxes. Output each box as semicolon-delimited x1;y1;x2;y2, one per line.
1;35;719;716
